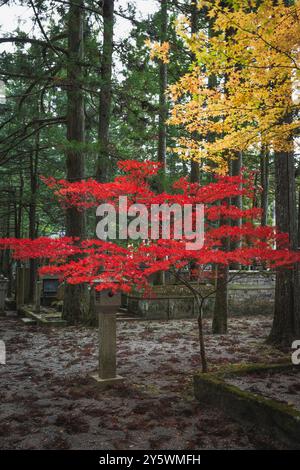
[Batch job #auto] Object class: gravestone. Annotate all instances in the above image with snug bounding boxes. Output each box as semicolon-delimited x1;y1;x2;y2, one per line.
40;276;59;306
91;289;124;387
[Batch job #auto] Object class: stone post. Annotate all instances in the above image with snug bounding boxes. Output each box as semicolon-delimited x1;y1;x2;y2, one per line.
35;280;42;314
0;275;8;315
91;289;123;387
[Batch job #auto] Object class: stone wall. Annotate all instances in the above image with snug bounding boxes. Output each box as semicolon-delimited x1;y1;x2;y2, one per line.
127;270;275;320
227;270;275;316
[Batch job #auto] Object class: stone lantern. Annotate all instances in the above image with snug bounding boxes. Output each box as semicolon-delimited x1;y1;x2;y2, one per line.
90;287;124;387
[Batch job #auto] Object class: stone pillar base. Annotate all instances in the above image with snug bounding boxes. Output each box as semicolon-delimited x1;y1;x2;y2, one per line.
90;373;124;388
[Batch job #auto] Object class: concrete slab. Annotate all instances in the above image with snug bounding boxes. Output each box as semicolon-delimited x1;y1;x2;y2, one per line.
90;373;124;388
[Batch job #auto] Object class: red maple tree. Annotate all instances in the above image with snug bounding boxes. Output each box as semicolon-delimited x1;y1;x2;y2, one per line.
0;161;299;371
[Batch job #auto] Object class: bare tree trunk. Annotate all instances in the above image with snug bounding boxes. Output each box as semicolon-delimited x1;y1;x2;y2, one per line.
1;192;12;292
152;0;168;286
230;152;242;270
157;0;168;171
268;0;300;348
206;9;229;333
195;295;208;372
269;146;300;347
298;186;300;248
63;0;89;325
16;171;24;239
190;0;200;184
174;271;208;372
28;117;39;302
212;264;228;334
14;174;24;300
260;145;270;226
96;0;114;182
5;195;13;297
190;156;200;184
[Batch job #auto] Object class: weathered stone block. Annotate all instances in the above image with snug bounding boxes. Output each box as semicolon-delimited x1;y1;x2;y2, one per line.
194;363;300;449
127;271;276;319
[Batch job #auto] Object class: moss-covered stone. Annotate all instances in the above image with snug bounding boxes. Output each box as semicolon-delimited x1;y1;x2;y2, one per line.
127;271;275;319
194;363;300;449
20;306;67;327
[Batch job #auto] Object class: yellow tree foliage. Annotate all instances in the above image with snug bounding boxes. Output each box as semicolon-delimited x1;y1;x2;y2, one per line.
166;0;300;174
145;39;170;64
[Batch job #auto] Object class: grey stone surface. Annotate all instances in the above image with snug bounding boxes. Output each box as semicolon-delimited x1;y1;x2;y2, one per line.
127;271;275;319
98;311;117;379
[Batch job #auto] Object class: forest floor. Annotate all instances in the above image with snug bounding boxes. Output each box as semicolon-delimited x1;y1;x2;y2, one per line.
0;314;292;450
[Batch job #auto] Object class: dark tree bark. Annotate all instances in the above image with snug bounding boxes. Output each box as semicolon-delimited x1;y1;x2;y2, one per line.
212;260;228;334
14;171;24;239
96;0;115;182
13;172;24;300
188;1;201;280
28;118;39;303
268;146;300;347
190;154;200;183
230;152;242;270
157;0;168;171
206;11;228;333
231;153;243;216
195;295;208;372
190;0;200;184
260;145;270;226
63;0;89;325
267;0;300;346
0;190;12;294
152;0;168;285
298;186;300;248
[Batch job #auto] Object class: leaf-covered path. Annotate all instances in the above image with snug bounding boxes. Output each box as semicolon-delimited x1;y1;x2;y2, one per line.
0;315;289;450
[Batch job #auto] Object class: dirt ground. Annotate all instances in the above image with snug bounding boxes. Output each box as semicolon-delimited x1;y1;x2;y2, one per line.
0;314;291;450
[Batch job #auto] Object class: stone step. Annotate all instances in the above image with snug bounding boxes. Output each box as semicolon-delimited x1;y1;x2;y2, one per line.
116;317;140;321
5;310;18;318
21;317;36;324
118;307;128;312
19;306;67;327
116;310;141;321
40;318;67;326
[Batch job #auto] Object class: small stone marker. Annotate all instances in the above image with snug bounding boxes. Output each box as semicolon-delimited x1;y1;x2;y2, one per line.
40;276;59;306
91;289;124;387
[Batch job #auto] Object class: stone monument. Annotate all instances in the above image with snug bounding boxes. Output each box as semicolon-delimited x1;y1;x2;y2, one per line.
90;288;124;387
